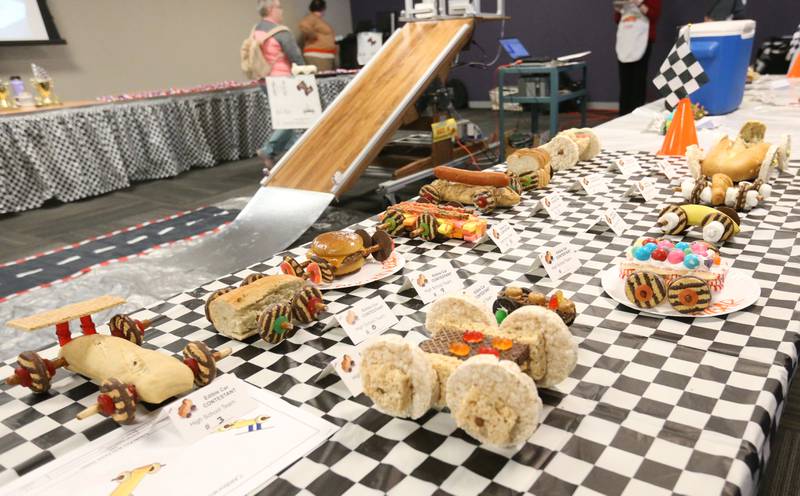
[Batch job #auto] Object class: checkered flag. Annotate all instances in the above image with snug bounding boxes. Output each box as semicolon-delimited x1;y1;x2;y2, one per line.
788;24;800;62
652;29;709;110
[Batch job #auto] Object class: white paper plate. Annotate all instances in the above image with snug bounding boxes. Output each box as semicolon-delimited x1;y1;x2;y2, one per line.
601;266;760;318
271;252;406;291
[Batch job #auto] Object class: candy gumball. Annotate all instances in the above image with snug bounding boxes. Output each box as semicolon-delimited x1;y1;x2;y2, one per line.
641;238;658;247
684;254;700;269
651;248;668;261
675;242;690;251
644;243;658;253
668;249;685;264
658;240;674;250
634;247;651;261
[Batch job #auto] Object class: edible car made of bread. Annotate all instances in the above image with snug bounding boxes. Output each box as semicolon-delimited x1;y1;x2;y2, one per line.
5;297;231;424
360;295;578;448
419;166;521;214
377;201;488;243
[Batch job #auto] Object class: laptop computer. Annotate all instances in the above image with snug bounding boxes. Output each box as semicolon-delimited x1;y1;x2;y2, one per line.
499;38;531;61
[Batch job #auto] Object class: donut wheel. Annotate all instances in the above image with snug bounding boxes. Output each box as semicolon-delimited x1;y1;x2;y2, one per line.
657;205;689;235
280;256;305;278
240;273;266;287
412;213;438;241
4;351;67;394
419;184;441;204
291;286;326;323
204;287;233;324
700;208;738;244
624;271;667;309
668;276;711;314
183;341;232;387
505;172;523;195
472;189;496;214
378;210;406;236
76;378;138;424
306;256;335;284
109;314;149;346
258;303;294;344
492;297;521;324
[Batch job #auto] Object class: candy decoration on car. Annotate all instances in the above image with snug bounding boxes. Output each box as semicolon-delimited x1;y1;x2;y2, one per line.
258;303;294;344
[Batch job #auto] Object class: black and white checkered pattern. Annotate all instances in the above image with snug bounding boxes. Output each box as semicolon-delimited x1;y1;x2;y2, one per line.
0;76;352;214
0;151;798;495
653;30;710;110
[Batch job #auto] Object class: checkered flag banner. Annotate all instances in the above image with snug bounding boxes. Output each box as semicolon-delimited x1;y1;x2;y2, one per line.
652;27;710;110
788;24;800;62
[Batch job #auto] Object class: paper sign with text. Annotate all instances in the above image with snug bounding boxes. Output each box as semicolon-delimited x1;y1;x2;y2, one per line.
488;221;521;253
632;177;658;202
463;281;496;310
335;297;398;345
658;159;680;180
332;349;363;397
532;244;581;281
574;173;609;196
408;264;463;304
167;374;258;443
611;156;642;178
266;76;322;130
533;192;569;218
602;207;629;236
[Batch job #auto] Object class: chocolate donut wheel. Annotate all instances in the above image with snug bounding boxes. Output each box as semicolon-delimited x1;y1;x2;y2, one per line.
292;286;326;323
307;256;335;283
658;205;689;235
371;230;394;262
415;213;438;241
240;273;266;287
100;378;138;424
668;276;711;314
204;287;233;323
472;189;496;214
379;211;406;236
16;351;52;394
109;314;144;346
280;256;305;278
419;184;441;203
183;341;219;387
258;303;294;344
506;172;523;195
625;271;667;309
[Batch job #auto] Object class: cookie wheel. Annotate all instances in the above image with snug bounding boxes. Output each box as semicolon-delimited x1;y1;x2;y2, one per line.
5;351;61;394
413;213;438;241
204;287;233;323
183;341;231;387
258;303;294;344
419;184;441;204
700;209;738;244
370;230;394;262
668;276;711;314
280;256;304;278
354;229;372;249
472;189;496;214
306;257;335;284
625;271;667;309
292;286;326;323
656;205;689;235
240;273;266;287
77;378;138;424
446;355;542;448
378;210;406;236
505;172;523;195
541;135;580;171
108;314;144;346
492;297;520;324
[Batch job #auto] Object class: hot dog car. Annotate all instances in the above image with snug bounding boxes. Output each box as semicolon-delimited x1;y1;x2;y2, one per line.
419;166;521;214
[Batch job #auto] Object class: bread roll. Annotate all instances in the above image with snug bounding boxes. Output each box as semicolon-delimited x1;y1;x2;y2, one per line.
208;275;306;340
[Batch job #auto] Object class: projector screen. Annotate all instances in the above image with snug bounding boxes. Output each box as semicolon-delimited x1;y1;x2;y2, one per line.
0;0;64;44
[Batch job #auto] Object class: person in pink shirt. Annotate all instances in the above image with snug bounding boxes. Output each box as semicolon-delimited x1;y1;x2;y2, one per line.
255;0;305;173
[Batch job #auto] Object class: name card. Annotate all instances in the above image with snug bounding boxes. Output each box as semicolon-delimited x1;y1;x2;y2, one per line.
167;375;257;443
573;173;609;196
531;244;581;281
335;297;398;345
610;156;642;178
488;221;521;254
332;349;363;397
407;263;463;304
462;281;496;309
602;206;629;236
658;159;680;180
628;177;658;202
532;192;569;218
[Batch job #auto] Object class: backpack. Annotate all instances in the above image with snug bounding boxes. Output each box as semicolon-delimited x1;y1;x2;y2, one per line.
241;24;290;79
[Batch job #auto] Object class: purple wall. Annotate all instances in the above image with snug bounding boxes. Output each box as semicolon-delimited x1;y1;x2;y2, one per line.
350;1;800;104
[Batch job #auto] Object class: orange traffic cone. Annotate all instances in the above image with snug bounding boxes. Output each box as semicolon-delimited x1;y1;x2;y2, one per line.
788;51;800;78
658;98;698;157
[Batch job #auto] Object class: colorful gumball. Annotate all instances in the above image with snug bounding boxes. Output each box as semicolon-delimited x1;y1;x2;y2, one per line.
683;254;700;269
633;247;651;261
657;240;674;250
667;249;685;264
644;243;658;253
675;242;690;251
651;248;668;261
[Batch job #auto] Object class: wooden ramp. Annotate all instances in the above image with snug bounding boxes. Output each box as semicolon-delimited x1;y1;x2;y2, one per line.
266;19;475;196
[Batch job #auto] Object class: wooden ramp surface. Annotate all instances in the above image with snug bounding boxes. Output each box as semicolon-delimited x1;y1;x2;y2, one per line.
267;19;474;196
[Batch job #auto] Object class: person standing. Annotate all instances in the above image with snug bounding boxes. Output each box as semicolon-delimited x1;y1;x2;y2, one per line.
299;0;337;72
254;0;305;173
705;0;745;22
615;0;662;115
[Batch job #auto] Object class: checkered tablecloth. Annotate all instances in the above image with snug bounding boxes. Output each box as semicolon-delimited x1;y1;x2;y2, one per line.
0;151;798;496
0;76;352;214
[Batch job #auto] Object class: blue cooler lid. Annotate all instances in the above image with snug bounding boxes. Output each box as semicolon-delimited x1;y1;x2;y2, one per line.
683;20;756;39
